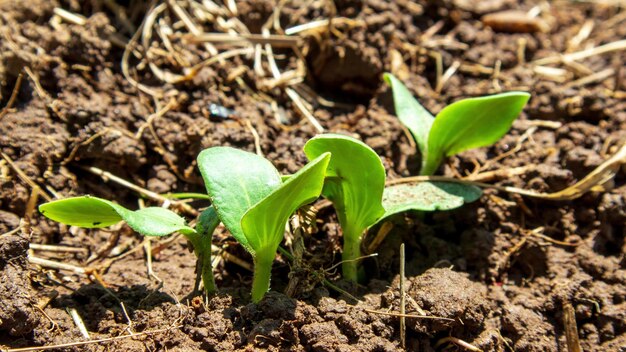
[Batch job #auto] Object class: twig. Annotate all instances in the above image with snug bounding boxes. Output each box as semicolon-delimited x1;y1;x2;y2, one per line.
62;129;110;165
121;8;163;98
464;165;534;183
435;336;482;351
562;301;582;352
567;20;594;52
534;66;569;82
436;60;460;93
0;152;52;201
284;18;364;36
492;60;502;92
563;68;614;89
530;230;580;247
29;255;87;274
67;308;90;339
53;7;87;25
33;303;58;332
285;87;324;133
517;37;527;65
0;71;24;119
533;39;626;65
120;302;135;334
212;244;253;271
366;222;394;254
23;67;65;120
183;33;299;47
386;143;626;201
430;51;443;92
1;226;21;237
242;118;263;156
102;0;135;34
29;244;88;254
363;308;454;321
5;325;182;352
325;253;378;273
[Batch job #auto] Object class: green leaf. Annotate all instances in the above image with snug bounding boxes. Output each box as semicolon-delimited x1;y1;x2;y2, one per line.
39;196;194;236
383;73;434;158
422;92;530;175
304;134;386;233
380;182;482;220
241;153;331;255
197;147;282;252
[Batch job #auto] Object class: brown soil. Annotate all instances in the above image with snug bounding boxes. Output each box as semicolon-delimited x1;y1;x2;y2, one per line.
1;0;625;351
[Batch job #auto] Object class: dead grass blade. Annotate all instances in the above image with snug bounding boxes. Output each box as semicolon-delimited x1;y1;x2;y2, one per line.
4;325;182;352
563;301;582;352
387;143;626;201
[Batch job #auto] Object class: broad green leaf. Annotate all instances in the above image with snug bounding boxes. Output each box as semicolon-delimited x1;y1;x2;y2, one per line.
423;92;530;175
384;73;434;158
380;182;482;220
197;147;282;252
241;153;330;255
304;134;386;240
39;196;194;236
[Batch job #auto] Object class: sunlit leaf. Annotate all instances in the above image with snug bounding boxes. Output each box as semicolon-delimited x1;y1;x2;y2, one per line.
197;147;282;252
384;73;434;159
422;92;530;175
241;153;330;302
241;153;330;255
385;73;529;176
39;196;194;236
380;182;482;220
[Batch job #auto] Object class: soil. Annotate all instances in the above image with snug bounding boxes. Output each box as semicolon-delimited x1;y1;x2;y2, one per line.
1;0;625;351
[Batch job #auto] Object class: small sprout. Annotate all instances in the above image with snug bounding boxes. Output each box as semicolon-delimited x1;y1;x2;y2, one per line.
197;147;282;255
198;147;330;302
384;73;530;175
304;134;386;282
241;153;330;301
38;196;218;295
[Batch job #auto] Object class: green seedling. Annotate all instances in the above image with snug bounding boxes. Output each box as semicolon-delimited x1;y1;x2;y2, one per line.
38;196;219;294
304;134;386;282
198;147;330;302
384;73;530;176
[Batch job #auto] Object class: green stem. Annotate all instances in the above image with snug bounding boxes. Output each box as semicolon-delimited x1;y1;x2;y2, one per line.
420;152;442;176
342;229;361;282
251;252;274;303
185;233;217;295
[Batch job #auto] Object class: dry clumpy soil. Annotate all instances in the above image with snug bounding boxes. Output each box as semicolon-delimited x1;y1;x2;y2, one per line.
1;0;625;351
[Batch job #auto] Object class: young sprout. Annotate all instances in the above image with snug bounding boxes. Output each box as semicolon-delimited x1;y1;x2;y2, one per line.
198;147;330;302
384;73;530;175
304;134;385;282
38;196;219;294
